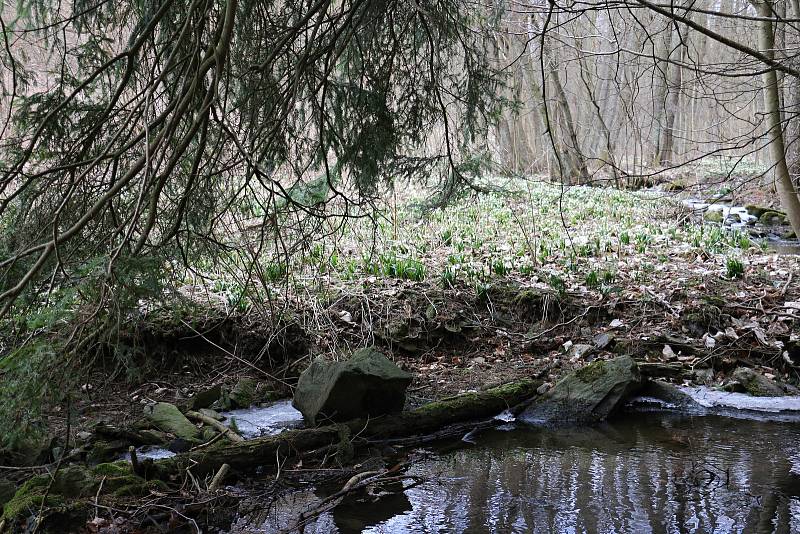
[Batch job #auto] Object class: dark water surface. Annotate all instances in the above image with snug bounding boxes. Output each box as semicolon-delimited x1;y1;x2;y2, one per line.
230;414;800;533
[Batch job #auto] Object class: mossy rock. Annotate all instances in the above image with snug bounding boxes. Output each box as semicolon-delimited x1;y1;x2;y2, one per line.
293;347;412;425
218;379;277;410
230;379;257;408
2;476;52;521
2;462;152;523
759;210;787;226
745;205;769;218
144;402;201;441
519;356;642;426
202;427;218;442
113;479;168;497
0;478;16;510
663;180;686;192
704;210;724;223
731;368;785;397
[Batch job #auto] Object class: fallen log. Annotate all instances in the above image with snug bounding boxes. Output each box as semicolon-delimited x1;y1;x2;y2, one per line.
156;378;540;477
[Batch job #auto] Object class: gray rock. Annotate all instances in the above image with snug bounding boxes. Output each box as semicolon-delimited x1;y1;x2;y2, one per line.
293;347;412;425
693;368;714;385
731;367;786;397
593;332;613;350
519;356;642;426
143;402;201;441
572;344;595;359
189;385;222;410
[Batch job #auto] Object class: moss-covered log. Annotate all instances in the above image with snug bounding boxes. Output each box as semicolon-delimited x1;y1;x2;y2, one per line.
158;378;541;476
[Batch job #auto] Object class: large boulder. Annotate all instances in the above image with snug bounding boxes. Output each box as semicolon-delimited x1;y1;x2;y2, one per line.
293;347;412;425
143;402;201;441
519;356;642;426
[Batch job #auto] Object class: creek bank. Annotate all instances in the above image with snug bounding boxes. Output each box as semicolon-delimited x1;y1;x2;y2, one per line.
7;354;800;532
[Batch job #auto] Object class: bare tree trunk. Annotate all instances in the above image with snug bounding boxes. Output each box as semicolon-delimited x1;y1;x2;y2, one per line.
785;0;800;193
652;22;675;163
754;0;800;236
548;64;590;184
577;48;619;185
656;24;688;166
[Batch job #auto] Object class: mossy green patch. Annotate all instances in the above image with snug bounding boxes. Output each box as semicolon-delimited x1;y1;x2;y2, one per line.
2;475;53;520
91;461;131;478
574;360;608;382
759;210;787;225
745;205;768;218
2;462;152;522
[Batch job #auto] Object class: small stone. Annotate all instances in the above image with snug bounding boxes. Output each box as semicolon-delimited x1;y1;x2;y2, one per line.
76;431;93;442
471;357;486;365
572;344;594;359
536;383;550;395
593;333;613;350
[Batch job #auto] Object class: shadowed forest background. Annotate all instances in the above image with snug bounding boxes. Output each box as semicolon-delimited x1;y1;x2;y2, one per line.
3;0;800;531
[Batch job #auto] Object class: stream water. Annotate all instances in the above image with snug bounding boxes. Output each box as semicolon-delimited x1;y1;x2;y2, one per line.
227;411;800;533
681;198;800;254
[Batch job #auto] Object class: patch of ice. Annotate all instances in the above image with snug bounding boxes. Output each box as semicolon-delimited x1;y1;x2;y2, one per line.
682;198;709;211
494;409;515;423
626;396;679;410
122;446;176;461
221;399;304;439
679;386;800;413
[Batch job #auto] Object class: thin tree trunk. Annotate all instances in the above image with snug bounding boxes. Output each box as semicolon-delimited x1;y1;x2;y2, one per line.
549;64;590;184
657;25;688;166
754;0;800;236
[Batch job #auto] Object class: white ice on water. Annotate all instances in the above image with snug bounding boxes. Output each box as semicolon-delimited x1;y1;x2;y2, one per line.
679;386;800;413
220;399;304;439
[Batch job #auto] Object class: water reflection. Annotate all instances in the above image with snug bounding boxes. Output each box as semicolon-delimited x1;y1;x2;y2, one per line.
234;414;800;533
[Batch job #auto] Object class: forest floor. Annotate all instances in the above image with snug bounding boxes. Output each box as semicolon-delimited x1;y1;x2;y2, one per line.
5;162;800;531
54;161;800;452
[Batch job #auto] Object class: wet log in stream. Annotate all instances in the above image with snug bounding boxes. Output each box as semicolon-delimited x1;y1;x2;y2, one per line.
156;378;541;477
